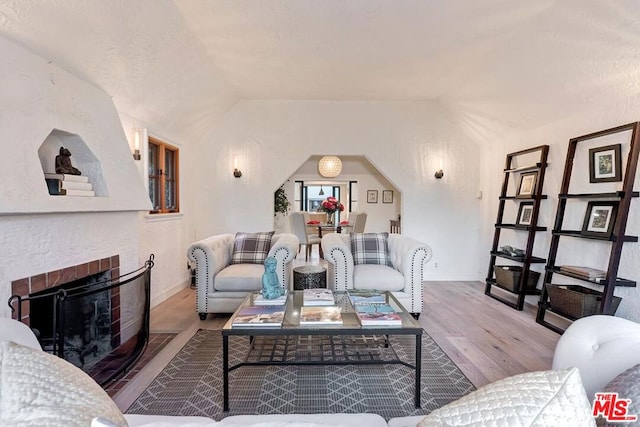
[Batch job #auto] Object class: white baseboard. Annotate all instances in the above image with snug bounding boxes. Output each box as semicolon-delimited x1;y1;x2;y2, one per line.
150;279;190;309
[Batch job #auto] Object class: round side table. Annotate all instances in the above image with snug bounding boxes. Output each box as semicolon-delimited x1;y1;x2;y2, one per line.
293;265;327;290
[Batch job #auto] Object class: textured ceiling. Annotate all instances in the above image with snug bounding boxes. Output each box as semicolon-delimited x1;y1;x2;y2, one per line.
1;0;640;140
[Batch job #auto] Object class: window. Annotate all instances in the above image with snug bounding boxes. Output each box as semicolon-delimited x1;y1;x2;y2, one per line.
148;137;179;214
295;181;345;222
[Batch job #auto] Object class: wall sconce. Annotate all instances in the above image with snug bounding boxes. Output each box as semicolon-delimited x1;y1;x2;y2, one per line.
434;159;444;179
132;128;145;161
233;155;242;178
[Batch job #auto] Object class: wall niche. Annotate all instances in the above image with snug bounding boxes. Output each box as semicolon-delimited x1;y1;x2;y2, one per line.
37;129;108;197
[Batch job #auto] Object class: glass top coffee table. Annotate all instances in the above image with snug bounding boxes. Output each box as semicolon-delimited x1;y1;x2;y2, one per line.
221;290;423;412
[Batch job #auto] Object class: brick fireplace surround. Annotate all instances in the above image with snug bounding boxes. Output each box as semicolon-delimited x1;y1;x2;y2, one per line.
10;255;121;332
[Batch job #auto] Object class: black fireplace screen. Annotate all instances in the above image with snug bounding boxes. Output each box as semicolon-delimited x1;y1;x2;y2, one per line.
9;255;154;386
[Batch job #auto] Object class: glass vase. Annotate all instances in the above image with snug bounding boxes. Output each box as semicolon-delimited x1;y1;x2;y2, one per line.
326;212;334;225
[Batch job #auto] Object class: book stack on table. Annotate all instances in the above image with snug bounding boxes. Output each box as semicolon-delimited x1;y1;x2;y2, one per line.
232;305;285;328
299;289;343;325
232;292;289;328
253;291;288;306
45;174;95;197
299;306;343;325
349;291;402;326
302;288;335;306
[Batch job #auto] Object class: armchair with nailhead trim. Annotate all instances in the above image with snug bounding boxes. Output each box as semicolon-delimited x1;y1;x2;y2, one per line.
187;233;299;319
321;233;432;318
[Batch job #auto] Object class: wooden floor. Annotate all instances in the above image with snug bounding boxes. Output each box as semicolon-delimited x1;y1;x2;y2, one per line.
112;251;560;412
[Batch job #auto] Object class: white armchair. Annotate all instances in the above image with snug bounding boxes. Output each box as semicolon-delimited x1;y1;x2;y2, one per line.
187;233;299;318
321;233;432;316
552;315;640;401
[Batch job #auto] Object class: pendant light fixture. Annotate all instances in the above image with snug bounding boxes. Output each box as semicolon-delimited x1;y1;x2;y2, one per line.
319;185;325;196
318;155;342;178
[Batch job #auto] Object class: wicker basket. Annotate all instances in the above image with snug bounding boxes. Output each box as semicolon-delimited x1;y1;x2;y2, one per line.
546;284;622;318
494;266;540;292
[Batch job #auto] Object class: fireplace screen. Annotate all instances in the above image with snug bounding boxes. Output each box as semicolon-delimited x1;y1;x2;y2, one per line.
30;270;114;369
9;255;154;386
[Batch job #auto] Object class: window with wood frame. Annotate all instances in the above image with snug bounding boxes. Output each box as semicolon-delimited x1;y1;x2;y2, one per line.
148;137;179;214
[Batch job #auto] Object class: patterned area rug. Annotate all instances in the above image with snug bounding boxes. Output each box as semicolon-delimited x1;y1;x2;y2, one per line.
105;333;177;397
126;329;475;421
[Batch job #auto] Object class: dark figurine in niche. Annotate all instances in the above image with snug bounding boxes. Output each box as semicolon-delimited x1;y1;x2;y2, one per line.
261;256;284;299
55;146;82;175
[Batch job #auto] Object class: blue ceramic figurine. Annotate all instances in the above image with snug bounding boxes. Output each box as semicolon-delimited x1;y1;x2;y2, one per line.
261;256;283;299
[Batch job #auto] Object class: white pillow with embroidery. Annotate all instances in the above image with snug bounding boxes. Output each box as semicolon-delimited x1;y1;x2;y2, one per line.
417;368;595;427
0;340;128;427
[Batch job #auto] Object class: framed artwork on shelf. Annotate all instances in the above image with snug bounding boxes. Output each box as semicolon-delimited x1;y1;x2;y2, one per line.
581;201;618;238
367;190;378;203
516;202;534;226
589;143;622;183
382;190;393;203
516;171;538;198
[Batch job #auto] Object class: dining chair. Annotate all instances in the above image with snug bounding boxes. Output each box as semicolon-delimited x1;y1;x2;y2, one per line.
290;212;322;260
352;212;367;233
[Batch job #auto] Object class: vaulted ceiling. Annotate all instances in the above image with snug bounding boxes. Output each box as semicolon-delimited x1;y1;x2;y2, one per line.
1;0;640;142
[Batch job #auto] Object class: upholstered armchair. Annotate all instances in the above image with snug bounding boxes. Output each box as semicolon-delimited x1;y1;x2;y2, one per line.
321;232;432;316
187;233;299;319
552;315;640;401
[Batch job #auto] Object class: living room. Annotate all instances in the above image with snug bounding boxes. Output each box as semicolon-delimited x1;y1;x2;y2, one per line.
1;2;640;426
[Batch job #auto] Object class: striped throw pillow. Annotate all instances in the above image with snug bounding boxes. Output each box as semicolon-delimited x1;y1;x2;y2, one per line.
350;232;393;267
230;231;275;264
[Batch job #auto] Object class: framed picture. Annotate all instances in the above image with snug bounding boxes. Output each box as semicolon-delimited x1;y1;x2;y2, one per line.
516;171;538;198
382;190;393;203
589;143;622;183
516;202;534;226
581;201;618;238
367;190;378;203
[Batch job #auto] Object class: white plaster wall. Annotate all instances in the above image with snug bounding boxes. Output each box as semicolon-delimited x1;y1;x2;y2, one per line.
481;100;640;322
0;36;154;318
191;100;484;280
287;172;400;233
116;115;195;308
0;212;139;318
0;36;150;214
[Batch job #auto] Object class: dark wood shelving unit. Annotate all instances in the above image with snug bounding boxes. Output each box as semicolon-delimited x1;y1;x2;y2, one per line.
485;145;549;310
551;230;638;242
537;122;640;333
490;251;546;264
545;266;636;287
496;224;548;232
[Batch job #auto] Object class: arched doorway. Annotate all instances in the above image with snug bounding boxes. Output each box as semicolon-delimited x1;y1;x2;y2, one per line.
274;155;401;234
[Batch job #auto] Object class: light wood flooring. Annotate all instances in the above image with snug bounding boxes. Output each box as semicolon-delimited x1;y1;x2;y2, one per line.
112;251;560;412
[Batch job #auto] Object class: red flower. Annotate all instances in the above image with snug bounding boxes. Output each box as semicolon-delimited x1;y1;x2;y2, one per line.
320;197;344;214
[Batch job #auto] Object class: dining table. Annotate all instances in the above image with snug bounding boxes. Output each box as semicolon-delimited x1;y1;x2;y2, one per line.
313;223;353;258
316;223;353;237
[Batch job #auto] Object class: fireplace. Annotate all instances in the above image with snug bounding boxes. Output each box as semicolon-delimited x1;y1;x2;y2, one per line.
9;255;153;386
29;270;117;369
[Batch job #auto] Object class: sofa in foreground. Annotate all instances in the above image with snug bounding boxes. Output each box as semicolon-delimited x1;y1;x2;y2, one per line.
2;315;640;426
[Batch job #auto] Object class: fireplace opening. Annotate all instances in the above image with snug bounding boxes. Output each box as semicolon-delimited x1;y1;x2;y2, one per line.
29;270;115;370
9;255;154;386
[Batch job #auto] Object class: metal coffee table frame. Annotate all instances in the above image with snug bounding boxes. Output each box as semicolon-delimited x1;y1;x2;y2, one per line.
221;291;423;411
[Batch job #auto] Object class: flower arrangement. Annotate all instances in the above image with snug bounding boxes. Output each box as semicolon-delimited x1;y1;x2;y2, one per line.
321;196;345;214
